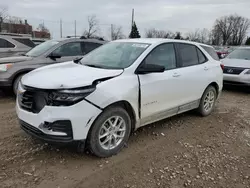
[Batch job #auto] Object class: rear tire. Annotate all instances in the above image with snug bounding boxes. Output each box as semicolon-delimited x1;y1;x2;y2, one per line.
13;74;25;95
198;86;217;117
87;106;131;158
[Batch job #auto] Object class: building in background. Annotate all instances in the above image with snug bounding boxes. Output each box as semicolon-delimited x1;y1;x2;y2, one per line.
0;17;50;43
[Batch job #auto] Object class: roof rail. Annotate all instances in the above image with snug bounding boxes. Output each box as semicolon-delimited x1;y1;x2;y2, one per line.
79;36;105;41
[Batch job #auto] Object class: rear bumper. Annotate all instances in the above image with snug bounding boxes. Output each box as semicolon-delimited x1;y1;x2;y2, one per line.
223;81;250;87
223;74;250;86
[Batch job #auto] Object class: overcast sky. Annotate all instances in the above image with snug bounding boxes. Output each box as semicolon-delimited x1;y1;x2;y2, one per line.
1;0;250;39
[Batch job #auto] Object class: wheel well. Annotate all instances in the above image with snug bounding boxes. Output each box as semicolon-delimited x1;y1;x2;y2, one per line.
104;101;136;132
208;82;219;97
12;71;29;86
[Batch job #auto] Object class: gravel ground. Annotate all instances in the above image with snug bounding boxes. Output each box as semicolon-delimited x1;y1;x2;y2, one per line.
0;88;249;188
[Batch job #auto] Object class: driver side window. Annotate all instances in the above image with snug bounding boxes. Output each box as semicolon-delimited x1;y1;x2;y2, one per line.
53;42;82;56
144;43;176;70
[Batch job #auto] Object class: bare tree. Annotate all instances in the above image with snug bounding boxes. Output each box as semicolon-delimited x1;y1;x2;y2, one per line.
186;29;200;42
83;15;99;38
213;15;235;45
187;28;211;44
5;16;23;24
228;15;250;45
111;25;125;40
0;5;8;21
212;14;250;46
145;28;174;38
37;23;49;33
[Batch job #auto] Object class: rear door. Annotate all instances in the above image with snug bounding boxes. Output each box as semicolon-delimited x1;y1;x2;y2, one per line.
175;43;210;106
81;42;102;55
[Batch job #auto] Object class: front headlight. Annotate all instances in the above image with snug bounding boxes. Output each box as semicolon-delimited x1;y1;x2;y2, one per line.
48;86;96;106
245;70;250;75
0;63;13;72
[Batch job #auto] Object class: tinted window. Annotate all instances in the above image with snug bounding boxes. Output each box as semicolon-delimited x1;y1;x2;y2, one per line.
53;42;82;56
26;40;59;57
0;38;15;48
201;45;219;60
144;43;176;70
197;48;207;64
83;42;102;54
226;49;250;60
13;38;35;47
179;44;199;67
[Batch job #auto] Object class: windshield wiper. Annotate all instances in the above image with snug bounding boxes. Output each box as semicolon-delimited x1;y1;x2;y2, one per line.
84;64;105;69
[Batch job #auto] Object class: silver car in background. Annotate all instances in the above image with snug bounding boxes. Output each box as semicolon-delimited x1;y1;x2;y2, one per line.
222;47;250;87
0;35;35;58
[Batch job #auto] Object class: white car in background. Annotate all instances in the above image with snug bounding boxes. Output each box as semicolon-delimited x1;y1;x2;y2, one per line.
16;39;223;157
222;47;250;87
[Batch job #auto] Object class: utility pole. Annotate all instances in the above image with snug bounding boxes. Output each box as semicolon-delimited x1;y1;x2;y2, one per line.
111;24;113;40
74;20;77;38
60;19;62;38
131;9;134;30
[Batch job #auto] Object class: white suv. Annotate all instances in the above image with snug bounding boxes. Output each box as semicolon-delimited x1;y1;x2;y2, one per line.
16;39;223;157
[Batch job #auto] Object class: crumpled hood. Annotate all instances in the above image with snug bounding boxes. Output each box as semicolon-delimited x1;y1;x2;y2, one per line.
22;61;123;89
0;56;33;64
221;58;250;68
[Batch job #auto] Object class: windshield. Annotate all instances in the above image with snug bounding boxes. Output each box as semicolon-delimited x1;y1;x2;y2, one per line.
26;40;59;57
226;49;250;60
80;42;150;69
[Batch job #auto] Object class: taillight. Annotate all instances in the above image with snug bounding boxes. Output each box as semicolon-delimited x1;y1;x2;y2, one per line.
220;64;224;70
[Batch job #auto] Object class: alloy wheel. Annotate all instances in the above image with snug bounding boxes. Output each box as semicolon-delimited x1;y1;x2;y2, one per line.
98;116;126;150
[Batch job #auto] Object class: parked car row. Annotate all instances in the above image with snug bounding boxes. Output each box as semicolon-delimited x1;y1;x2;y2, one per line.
0;37;106;94
222;46;250;87
0;36;249;157
0;34;36;58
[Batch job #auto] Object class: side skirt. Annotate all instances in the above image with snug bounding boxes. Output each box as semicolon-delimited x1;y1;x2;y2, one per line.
138;99;200;128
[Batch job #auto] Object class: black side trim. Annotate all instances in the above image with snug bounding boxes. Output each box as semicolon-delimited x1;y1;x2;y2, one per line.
84;99;103;110
137;75;141;119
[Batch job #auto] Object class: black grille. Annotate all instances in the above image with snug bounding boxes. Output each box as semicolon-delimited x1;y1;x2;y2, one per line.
223;66;245;75
19;86;49;113
20;120;73;143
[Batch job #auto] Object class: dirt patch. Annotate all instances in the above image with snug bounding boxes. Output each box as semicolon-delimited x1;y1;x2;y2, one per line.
0;89;249;188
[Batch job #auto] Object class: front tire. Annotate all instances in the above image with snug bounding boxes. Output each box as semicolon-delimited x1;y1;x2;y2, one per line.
88;106;132;158
198;86;217;117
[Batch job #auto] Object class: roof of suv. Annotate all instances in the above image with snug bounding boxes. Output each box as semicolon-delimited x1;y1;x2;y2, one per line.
114;38;212;47
56;37;107;44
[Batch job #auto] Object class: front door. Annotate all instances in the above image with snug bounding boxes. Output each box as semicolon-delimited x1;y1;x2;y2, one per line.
48;42;83;64
139;43;184;125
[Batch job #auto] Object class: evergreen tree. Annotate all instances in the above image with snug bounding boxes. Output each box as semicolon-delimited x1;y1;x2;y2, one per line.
129;22;141;38
245;37;250;45
174;32;181;39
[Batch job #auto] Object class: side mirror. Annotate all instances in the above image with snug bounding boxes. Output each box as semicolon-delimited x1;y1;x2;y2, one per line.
136;64;165;74
48;52;61;60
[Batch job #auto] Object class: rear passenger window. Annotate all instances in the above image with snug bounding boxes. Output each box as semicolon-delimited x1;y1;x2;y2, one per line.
13;38;35;48
197;48;207;64
178;44;198;67
0;38;15;48
83;42;102;54
201;45;219;60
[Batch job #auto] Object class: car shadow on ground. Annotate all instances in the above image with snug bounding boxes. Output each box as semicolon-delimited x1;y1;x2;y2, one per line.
223;85;249;94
